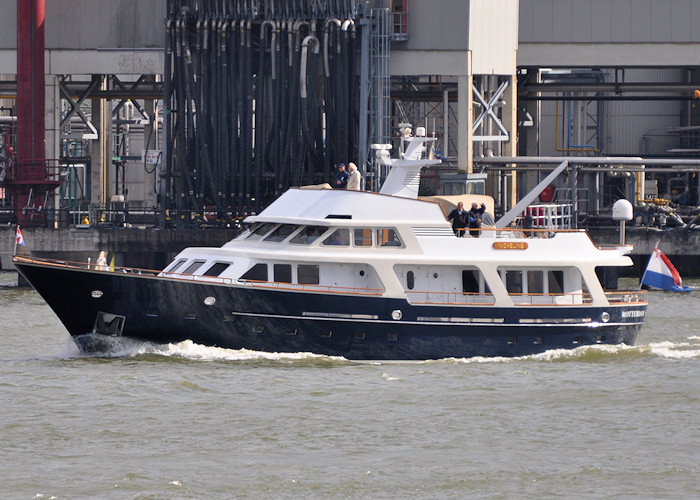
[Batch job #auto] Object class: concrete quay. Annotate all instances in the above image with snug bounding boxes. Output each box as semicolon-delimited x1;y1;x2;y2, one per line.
2;226;237;272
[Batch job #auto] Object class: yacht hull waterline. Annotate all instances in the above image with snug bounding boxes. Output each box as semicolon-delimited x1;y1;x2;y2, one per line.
14;257;644;360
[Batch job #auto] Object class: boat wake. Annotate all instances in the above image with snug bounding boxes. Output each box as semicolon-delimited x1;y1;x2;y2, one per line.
69;334;349;365
437;337;700;363
64;333;700;364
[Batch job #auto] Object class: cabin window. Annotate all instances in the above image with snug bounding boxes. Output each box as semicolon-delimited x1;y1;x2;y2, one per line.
290;225;327;245
322;228;350;246
527;270;544;294
203;262;231;277
462;269;491;294
165;259;187;273
264;224;300;242
274;264;292;283
354;228;373;247
406;270;415;290
246;223;277;240
504;270;522;294
548;271;564;294
240;263;268;282
183;260;206;275
298;265;320;285
377;228;401;247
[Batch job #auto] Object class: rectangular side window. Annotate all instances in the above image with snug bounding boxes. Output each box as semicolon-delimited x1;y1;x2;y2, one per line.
354;228;373;247
274;264;292;283
298;265;320;285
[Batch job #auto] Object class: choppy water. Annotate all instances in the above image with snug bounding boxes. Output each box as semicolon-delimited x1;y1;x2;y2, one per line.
1;274;699;499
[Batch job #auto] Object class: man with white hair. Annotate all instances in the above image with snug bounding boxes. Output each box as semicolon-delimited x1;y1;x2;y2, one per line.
346;162;362;191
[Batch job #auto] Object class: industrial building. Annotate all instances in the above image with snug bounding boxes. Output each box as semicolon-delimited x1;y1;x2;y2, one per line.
1;0;700;269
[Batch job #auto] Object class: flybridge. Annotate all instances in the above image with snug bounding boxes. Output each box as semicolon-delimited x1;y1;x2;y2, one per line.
374;126;442;199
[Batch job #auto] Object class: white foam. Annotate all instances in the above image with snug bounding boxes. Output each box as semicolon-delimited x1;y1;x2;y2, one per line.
649;340;700;359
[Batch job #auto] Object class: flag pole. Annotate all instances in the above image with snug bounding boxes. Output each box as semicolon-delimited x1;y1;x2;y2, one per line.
13;225;18;256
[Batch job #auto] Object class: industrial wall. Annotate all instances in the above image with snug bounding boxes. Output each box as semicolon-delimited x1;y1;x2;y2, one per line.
518;0;700;66
389;0;518;76
537;68;687;157
0;0;164;74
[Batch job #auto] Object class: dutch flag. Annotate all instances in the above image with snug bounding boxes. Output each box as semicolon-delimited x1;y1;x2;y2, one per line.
640;244;691;292
15;226;25;246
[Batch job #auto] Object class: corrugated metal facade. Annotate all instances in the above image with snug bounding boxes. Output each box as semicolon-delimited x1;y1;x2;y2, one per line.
0;0;165;49
520;0;700;43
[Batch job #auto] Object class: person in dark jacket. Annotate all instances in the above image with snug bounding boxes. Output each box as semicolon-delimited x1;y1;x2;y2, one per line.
334;163;349;189
468;202;486;237
447;202;469;237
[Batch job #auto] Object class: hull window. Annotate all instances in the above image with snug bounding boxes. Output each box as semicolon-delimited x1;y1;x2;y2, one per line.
241;263;268;282
298;265;320;285
274;264;292;283
462;269;490;294
406;271;415;290
527;270;544;294
183;260;206;275
203;262;231;277
165;259;187;273
548;271;564;293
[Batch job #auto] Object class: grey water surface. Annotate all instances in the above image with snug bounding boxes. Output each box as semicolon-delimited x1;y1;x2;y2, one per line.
1;274;699;499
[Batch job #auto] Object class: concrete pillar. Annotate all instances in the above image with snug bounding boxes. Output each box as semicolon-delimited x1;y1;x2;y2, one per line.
501;72;518;210
90;75;110;206
457;52;473;174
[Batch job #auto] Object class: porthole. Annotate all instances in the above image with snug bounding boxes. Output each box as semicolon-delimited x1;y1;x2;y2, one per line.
391;310;403;320
601;311;610;323
204;296;216;306
359;270;365;276
91;290;103;299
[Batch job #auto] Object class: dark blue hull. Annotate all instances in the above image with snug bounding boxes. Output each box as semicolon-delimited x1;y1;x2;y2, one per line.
15;260;646;360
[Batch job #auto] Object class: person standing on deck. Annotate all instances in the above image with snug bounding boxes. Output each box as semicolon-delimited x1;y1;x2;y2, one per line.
346;162;362;191
334;163;349;189
468;202;486;237
447;202;469;237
